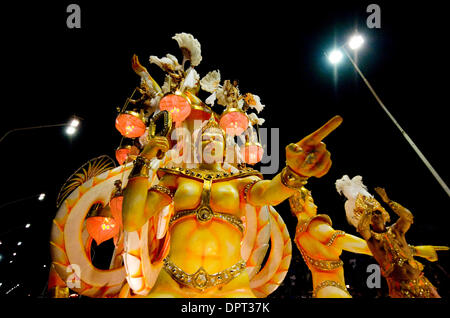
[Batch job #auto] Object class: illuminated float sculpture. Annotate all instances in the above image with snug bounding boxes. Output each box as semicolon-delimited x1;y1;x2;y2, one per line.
47;33;447;298
49;33;296;297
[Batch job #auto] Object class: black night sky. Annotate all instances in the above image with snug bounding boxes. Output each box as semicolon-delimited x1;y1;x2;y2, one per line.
0;0;448;304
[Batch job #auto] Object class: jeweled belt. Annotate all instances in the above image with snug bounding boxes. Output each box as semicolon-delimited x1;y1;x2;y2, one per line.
169;173;244;233
163;258;247;291
313;280;350;298
169;209;244;232
298;245;343;271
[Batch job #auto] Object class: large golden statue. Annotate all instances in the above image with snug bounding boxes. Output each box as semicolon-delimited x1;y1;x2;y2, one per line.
119;112;342;297
48;33;346;298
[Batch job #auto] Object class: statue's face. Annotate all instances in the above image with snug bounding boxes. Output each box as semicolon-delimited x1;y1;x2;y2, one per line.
371;209;390;232
200;128;225;164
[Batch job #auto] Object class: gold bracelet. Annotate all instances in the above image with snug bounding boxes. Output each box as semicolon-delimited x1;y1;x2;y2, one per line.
243;179;259;202
280;165;308;190
149;185;174;199
129;156;151;179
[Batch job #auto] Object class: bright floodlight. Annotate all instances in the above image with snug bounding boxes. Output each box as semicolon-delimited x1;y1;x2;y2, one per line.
25;223;31;229
69;118;80;128
65;126;77;135
328;49;343;64
17;242;22;246
38;193;46;201
348;34;364;50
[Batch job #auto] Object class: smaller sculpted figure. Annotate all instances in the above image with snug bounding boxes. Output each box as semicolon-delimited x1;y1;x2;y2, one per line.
289;187;372;298
336;175;446;298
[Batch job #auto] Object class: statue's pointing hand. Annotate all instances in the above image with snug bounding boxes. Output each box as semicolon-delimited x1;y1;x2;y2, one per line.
286;115;343;178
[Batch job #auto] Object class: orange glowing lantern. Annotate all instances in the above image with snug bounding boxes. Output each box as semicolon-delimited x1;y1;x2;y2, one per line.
115;111;147;138
219;108;249;137
86;216;119;245
115;144;140;165
241;142;264;165
159;94;191;122
115;145;131;165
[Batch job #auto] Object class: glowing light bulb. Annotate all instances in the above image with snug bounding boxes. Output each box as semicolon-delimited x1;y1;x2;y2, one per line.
69;118;80;128
348;35;364;50
328;49;343;64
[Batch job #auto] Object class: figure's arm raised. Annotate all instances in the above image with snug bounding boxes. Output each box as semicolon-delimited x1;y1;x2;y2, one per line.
375;187;413;234
132;54;162;96
122;136;170;232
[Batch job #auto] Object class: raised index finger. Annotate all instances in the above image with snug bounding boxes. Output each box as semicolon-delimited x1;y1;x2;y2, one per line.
298;115;343;146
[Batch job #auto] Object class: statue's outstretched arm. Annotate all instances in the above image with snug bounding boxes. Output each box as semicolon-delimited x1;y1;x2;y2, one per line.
338;233;372;255
246;175;296;207
413;245;449;262
375;187;413;234
248;116;343;207
308;221;372;255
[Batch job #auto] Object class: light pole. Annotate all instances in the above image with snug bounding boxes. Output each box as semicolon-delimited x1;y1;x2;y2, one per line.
327;34;450;197
0;116;81;143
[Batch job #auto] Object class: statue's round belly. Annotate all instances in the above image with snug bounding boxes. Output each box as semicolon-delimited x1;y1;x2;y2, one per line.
168;218;243;274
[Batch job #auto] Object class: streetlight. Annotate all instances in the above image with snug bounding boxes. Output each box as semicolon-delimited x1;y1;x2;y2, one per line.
65;118;80;136
0;116;82;143
327;34;450;197
328;49;343;64
0;193;47;210
348;34;364;50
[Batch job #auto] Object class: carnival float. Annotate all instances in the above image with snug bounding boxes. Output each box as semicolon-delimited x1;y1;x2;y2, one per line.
47;33;447;298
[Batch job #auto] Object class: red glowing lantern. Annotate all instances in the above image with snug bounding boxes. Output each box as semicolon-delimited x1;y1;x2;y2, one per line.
115;111;147;138
219;108;249;137
115;145;140;165
86;216;119;245
159;94;191;123
115;146;131;165
241;142;264;164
